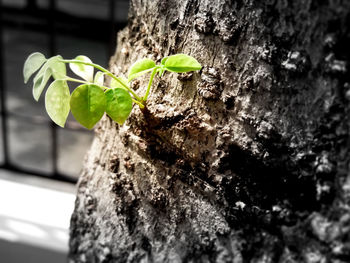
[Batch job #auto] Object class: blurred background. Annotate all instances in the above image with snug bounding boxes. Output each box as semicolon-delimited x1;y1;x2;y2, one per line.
0;0;129;262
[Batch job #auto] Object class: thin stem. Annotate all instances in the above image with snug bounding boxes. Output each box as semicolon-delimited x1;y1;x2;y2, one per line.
143;68;157;101
65;77;110;90
66;75;144;109
132;98;144;109
65;77;89;85
61;59;142;101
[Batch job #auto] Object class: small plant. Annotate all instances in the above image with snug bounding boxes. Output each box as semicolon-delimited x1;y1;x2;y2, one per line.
23;53;202;129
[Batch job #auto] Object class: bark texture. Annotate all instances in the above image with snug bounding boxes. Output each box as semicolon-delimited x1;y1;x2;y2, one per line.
69;0;350;262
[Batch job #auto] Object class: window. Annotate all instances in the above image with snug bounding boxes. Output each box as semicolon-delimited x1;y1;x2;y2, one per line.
0;0;128;182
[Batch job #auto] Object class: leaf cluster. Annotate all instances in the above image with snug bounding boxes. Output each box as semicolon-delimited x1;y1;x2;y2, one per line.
23;53;201;129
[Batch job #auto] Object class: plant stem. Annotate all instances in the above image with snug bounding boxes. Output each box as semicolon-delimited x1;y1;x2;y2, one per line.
65;77;88;85
61;59;142;102
67;75;144;109
143;68;157;101
65;77;109;90
132;98;144;109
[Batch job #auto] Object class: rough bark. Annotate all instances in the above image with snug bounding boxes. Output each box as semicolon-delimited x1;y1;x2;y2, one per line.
69;0;350;262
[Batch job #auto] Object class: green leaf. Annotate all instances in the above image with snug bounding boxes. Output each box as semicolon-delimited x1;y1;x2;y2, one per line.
70;84;106;129
23;52;47;84
48;55;66;80
94;71;104;86
32;55;67;101
164;54;202;73
105;88;133;125
111;76;128;90
69;55;94;82
161;56;168;65
128;58;156;82
32;65;52;101
158;57;168;76
45;80;70;127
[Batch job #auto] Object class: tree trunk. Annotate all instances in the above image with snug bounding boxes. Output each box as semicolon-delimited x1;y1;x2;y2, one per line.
69;0;350;262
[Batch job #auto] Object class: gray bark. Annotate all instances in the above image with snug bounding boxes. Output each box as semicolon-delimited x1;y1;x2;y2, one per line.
69;0;350;262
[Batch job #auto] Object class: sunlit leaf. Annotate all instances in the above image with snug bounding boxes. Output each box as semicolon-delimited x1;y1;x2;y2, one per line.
164;54;202;73
32;65;52;101
48;55;66;80
105;88;133;125
69;55;94;82
111;76;128;90
94;71;104;86
23;52;47;84
161;56;168;65
45;80;70;127
70;84;106;129
128;58;156;82
158;56;168;76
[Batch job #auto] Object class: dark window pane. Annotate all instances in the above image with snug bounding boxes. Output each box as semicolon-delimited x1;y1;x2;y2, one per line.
57;0;109;20
8;117;53;174
4;28;49;119
57;129;94;179
0;117;3;164
2;0;26;8
56;35;108;67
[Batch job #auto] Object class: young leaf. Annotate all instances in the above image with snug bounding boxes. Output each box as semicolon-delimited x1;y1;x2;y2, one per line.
161;56;168;65
94;71;104;86
111;76;128;90
32;65;52;101
158;57;168;76
70;84;106;129
69;55;94;82
128;58;156;82
45;80;70;127
23;52;47;84
48;55;66;80
105;88;133;125
164;54;202;73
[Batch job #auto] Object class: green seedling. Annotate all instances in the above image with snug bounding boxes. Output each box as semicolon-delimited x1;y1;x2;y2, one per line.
23;52;201;129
